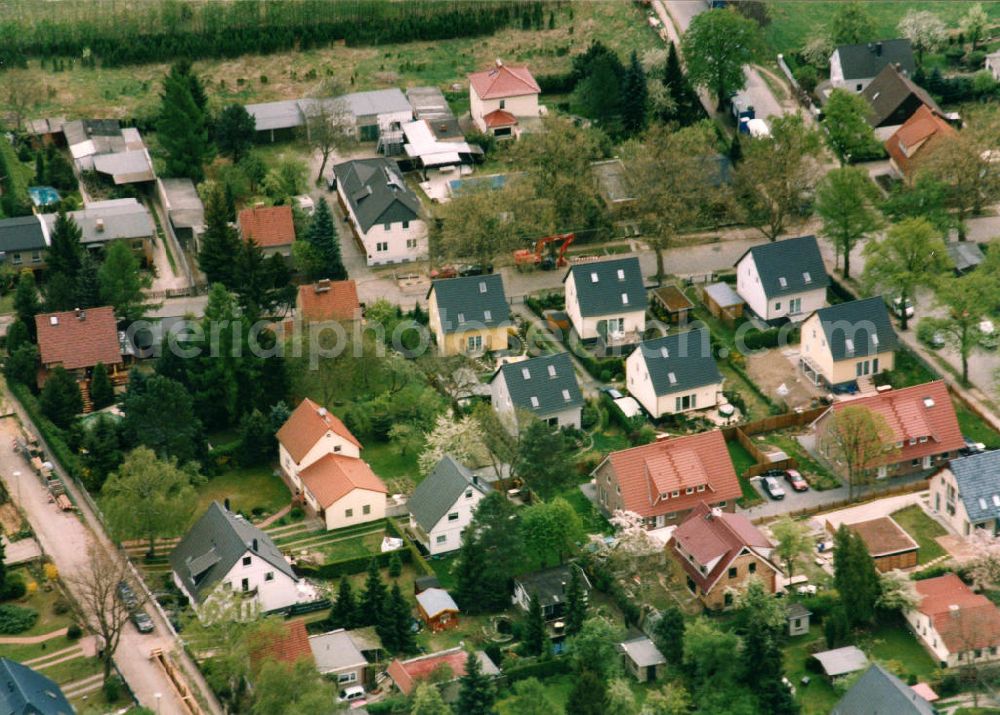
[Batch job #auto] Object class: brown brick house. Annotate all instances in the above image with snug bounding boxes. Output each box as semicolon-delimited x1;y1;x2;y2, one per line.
593;431;742;529
668;502;782;610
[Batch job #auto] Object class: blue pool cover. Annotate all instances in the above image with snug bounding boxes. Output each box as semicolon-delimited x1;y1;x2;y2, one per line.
28;186;60;207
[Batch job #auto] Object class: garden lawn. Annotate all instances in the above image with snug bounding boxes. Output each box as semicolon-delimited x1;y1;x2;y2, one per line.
782;625;839;715
558;487;612;535
590;428;631;455
727;440;756;475
192;465;290;527
362;439;420;484
956;402;1000;450
857;616;938;680
767;433;841;491
879;347;939;390
890;505;946;565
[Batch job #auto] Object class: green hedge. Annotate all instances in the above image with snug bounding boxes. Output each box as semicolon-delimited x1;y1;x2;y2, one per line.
9;382;83;482
293;546;413;580
387;517;435;577
503;655;572;683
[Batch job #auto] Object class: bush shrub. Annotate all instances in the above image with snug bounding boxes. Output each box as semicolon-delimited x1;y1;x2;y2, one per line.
102;676;121;703
799;592;839;622
504;655;573;682
67;623;82;640
52;596;71;615
0;573;27;601
0;604;38;634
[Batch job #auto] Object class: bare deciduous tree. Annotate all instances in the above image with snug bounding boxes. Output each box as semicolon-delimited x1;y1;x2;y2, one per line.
1;70;44;131
304;86;354;184
68;546;147;681
820;405;896;501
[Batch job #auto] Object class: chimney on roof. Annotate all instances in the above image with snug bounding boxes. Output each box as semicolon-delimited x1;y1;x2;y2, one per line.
711;507;723;518
949;604;960;616
876;41;883;56
95;218;105;233
318;406;328;418
315;279;331;293
495;58;503;68
75;308;85;321
224;498;231;511
472;475;479;486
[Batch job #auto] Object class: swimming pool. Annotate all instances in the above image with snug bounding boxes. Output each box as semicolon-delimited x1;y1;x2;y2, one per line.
448;174;508;195
28;186;60;207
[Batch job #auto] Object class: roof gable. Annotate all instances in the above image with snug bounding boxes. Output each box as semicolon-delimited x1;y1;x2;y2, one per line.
916;574;1000;652
833;663;934;715
949;451;1000;523
238;205;296;248
35;306;122;370
494;352;583;416
633;328;722;396
469;61;540;100
834;39;916;80
297;453;387;508
429;274;510;333
0;658;73;715
169;502;296;602
277;398;362;463
0;215;48;253
515;563;591;606
814;297;898;361
333;158;421;233
297;280;360;322
251;620;313;669
862;64;941;128
407;455;488;532
565;257;648;317
736;235;829;299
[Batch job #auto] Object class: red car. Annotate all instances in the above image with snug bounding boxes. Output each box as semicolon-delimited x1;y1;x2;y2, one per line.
784;469;809;492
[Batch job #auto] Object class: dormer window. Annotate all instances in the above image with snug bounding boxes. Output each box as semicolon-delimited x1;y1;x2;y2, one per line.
685;487;694;495
548;364;557;378
622;293;629;305
617;269;625;281
530;396;539;408
909;438;917;446
697;485;705;492
590;272;599;283
479;281;487;293
919;436;928;443
671;490;680;498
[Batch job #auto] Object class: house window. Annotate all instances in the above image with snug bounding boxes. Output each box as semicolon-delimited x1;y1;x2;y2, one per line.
675;394;696;411
499;99;506;109
697;485;705;492
465;489;473;499
265;572;274;582
671;490;680;498
448;512;459;521
30;251;41;263
789;297;801;314
131;240;143;250
338;673;358;684
402;221;410;230
383;222;391;231
241;578;250;592
724;592;734;607
856;83;863;91
685;487;694;495
406;238;417;249
345;508;354;518
436;534;447;544
607;317;625;335
717;501;727;507
363;504;371;515
334;445;342;453
728;567;738;578
667;512;677;520
242;556;252;566
467;335;483;351
775;302;781;311
11;253;21;265
748;562;757;574
376;241;388;252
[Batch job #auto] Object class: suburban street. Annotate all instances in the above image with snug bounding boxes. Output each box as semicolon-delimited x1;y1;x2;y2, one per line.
0;390;221;715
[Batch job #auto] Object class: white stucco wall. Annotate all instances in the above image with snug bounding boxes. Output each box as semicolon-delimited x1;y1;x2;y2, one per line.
489;370;582;432
470;89;539;133
625;349;721;418
323;488;387;531
736;253;825;322
565;270;646;339
415;485;487;556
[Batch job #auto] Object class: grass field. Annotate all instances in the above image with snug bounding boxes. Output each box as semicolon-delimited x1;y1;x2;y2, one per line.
890;505;947;564
765;2;1000;55
1;2;658;121
192;465;290;526
957;402;1000;449
727;440;765;507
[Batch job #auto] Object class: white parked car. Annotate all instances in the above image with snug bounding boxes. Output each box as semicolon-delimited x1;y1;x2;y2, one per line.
891;296;915;319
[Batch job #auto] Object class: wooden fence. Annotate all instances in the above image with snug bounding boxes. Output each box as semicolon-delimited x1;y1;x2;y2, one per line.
721;407;829;477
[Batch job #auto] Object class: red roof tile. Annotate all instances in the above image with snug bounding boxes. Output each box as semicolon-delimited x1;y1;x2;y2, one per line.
603;431;742;518
483;109;518;128
238;205;296;248
847;516;919;557
297;453;386;509
277;398;362;464
387;648;470;696
669;502;778;595
296;280;360;322
916;574;1000;652
885;105;955;178
469;61;540;100
828;381;964;466
35;306;122;371
250;620;313;670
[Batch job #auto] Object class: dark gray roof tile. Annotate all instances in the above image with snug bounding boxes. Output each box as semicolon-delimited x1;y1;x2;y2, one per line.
634;328;722;397
736;235;829;299
564;257;648;317
333;158;421;233
832;663;934;715
814;297;898;361
493;353;583;417
834;39;916;81
0;658;73;715
430;274;510;334
949;450;1000;525
408;455;489;533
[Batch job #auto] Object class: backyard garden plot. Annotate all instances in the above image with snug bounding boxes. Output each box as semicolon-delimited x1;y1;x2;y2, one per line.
274;519;390;564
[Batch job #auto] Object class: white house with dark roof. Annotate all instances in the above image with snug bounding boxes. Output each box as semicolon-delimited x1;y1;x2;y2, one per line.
0;657;74;715
626;328;723;418
489;352;583;432
427;274;510;356
332;158;425;266
0;215;50;270
931;451;1000;536
832;663;935;715
799;297;898;388
735;235;829;323
169;502;312;618
408;455;490;555
563;257;647;342
829;39;916;93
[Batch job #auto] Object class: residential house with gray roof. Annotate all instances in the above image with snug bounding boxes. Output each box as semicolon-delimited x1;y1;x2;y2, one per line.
931;450;1000;536
408;455;489;555
169;501;314;618
489;353;583;432
625;328;723;418
0;657;73;715
862;64;942;140
832;663;935;715
512;563;591;620
427;274;510;356
309;629;369;688
735;235;829;323
42;198;155;266
0;215;50;271
563;257;648;343
829;39;916;94
799;297;898;388
333;158;426;266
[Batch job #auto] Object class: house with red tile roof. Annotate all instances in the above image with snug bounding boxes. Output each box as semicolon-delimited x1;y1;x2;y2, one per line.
295;279;360;323
667;502;781;610
468;59;541;139
593;430;742;529
276;398;386;530
238;205;296;257
250;620;314;671
813;380;964;478
34;306;125;390
885;104;956;180
386;647;499;699
906;573;1000;668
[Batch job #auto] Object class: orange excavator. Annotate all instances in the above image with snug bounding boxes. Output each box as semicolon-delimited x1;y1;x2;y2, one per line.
513;233;575;271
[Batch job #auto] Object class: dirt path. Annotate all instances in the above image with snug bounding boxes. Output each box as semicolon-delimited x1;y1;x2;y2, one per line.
0;626;68;644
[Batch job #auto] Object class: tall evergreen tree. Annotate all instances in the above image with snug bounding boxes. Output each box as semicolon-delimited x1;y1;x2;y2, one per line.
359;558;388;627
653;605;686;664
14;270;40;341
564;566;587;637
5;345;39;389
40;366;83;428
5;320;29;354
378;582;415;654
76;252;102;309
303;198;346;281
47;209;83;278
621;50;648;136
522;595;548;657
456;649;495;715
330;578;357;629
455;530;490;612
99;240;155;323
172;59;209;115
215;104;256;162
90;362;114;410
833;525;880;628
232;239;294;321
566;669;607;715
662;42;702;125
158;62;212;182
198;183;242;287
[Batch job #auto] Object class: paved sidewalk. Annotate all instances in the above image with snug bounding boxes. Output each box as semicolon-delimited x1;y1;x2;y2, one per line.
0;626;67;644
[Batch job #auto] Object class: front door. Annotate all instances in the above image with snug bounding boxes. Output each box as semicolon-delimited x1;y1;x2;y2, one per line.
922;456;933;469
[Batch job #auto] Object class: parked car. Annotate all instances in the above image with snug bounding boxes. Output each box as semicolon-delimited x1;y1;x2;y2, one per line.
457;263;493;277
762;476;785;500
891;296;915;320
131;610;154;634
117;580;138;610
602;387;624;400
961;437;987;456
338;686;366;705
784;469;809;492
